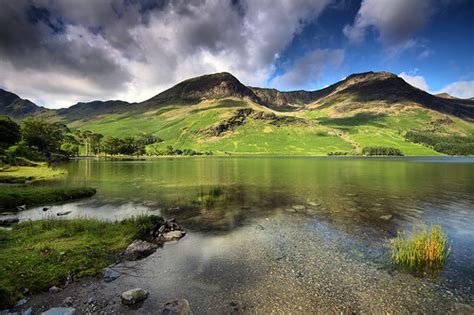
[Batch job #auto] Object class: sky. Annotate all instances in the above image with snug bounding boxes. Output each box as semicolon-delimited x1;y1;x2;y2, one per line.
0;0;473;108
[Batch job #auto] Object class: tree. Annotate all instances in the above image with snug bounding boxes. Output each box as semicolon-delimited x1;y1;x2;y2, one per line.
90;133;103;156
20;117;65;156
0;116;20;149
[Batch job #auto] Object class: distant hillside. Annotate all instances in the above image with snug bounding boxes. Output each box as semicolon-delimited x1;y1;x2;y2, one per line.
0;89;47;119
1;71;473;156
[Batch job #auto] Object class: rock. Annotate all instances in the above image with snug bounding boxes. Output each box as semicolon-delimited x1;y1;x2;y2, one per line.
15;299;28;307
17;205;26;211
48;286;61;293
56;211;71;216
41;308;75;315
63;297;74;307
256;224;265;230
292;205;306;211
285;208;297;213
160;299;191;315
121;288;149;305
306;201;320;207
22;307;32;315
103;268;121;282
122;240;158;261
87;297;96;305
380;214;393;221
42;207;50;212
167;206;180;212
20;288;29;295
162;230;186;242
0;218;19;227
454;303;474;315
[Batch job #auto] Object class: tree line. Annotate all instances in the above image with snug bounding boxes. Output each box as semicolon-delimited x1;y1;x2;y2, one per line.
405;130;474;156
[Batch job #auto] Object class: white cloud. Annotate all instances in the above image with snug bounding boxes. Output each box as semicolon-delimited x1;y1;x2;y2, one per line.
399;72;429;91
0;0;333;108
437;81;474;99
343;0;433;44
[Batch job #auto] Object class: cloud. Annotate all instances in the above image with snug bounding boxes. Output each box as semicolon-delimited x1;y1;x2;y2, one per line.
437;81;474;99
271;49;344;90
399;72;429;91
343;0;434;45
0;0;332;108
342;0;441;57
399;71;474;99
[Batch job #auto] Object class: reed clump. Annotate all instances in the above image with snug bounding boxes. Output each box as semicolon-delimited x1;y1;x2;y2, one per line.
391;224;450;272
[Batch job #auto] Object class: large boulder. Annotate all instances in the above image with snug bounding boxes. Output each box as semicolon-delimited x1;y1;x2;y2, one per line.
162;230;186;242
121;288;149;305
122;240;158;261
160;299;191;315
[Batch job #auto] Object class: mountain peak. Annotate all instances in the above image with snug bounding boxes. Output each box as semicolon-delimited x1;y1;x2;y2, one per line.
147;72;259;103
0;88;46;118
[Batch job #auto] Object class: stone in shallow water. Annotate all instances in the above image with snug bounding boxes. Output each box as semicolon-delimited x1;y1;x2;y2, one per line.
122;240;158;261
162;230;186;242
160;298;191;315
292;205;306;211
48;286;61;293
121;288;149;305
379;214;393;221
103;268;121;282
41;307;76;315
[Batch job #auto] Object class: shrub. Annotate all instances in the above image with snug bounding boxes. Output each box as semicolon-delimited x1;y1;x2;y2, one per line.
391;224;451;272
361;146;404;156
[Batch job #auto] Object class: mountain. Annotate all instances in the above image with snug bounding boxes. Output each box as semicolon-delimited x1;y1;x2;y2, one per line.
144;72;260;105
56;100;133;122
1;71;473;156
0;89;47;119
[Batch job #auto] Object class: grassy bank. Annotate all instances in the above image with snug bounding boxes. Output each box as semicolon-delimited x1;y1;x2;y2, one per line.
0;186;96;211
0;163;65;184
0;216;161;308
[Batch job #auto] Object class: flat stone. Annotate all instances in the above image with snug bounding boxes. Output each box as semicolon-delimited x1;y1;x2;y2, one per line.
122;240;158;261
306;201;320;207
121;288;149;305
379;214;393;221
454;303;474;315
103;268;121;282
41;307;75;315
162;230;186;242
292;205;306;211
160;298;191;315
15;299;28;307
48;286;61;293
285;208;297;213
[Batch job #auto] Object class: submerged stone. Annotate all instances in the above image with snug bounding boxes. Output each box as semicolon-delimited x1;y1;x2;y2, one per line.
41;307;75;315
160;298;191;315
103;268;121;282
121;288;149;305
380;214;393;221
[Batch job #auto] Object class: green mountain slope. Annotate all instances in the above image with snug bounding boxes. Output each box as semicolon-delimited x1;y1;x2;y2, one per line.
2;71;474;156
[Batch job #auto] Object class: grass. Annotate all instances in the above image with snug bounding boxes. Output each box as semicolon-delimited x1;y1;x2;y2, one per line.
67;99;474;156
391;224;451;273
0;186;96;211
0;215;163;308
0;163;65;183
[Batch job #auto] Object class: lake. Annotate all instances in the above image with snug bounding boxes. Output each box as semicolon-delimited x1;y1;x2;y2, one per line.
19;157;474;312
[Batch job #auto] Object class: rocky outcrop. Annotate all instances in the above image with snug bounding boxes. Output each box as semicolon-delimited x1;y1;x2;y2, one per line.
201;108;254;136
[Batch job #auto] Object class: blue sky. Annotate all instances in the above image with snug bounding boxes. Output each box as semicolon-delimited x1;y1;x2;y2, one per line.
0;0;473;108
271;0;474;94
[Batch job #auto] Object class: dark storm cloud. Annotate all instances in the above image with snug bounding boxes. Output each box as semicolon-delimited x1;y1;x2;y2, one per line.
0;0;333;107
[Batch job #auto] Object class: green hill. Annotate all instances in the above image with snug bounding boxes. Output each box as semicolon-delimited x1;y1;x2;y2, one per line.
2;71;474;156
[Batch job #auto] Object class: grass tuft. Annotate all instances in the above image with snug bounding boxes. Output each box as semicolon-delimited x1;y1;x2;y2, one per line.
391;223;451;273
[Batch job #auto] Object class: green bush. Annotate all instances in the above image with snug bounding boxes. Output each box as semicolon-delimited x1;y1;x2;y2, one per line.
361;146;404;156
405;130;474;155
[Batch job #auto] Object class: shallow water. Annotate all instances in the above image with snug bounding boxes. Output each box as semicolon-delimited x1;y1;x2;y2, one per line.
13;157;474;308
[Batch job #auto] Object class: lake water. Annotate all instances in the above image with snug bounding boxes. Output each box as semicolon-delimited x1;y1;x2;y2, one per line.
18;157;474;311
